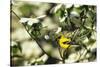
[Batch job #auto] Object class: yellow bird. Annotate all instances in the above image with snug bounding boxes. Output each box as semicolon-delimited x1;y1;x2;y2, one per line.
57;34;72;49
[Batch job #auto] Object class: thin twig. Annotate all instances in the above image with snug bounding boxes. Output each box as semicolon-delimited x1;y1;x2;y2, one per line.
63;45;71;63
11;10;20;20
11;9;62;61
58;47;64;63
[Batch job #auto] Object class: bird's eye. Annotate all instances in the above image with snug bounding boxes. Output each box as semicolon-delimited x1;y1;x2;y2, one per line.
63;41;69;44
63;42;67;44
58;36;61;39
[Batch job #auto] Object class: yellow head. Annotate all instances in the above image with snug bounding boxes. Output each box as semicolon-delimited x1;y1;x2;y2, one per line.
58;34;71;49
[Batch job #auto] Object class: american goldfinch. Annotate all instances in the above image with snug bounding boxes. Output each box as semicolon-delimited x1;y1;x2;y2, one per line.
57;34;72;49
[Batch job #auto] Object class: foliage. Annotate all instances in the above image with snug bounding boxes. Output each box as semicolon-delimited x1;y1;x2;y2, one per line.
11;2;96;66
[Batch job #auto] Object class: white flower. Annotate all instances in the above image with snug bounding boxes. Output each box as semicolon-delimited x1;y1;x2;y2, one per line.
19;15;46;26
36;54;48;62
44;35;49;40
37;15;46;19
65;52;80;63
54;4;62;13
19;18;29;23
27;18;39;25
71;11;79;17
56;27;62;34
19;18;39;25
82;37;89;44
